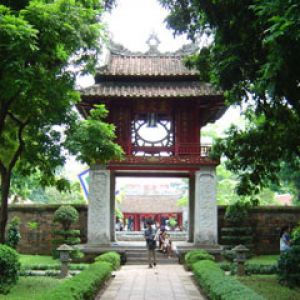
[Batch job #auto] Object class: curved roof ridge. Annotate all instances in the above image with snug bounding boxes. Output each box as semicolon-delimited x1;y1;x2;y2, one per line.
109;40;198;57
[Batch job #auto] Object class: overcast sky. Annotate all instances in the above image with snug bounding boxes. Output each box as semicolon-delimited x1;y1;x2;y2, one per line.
103;0;189;52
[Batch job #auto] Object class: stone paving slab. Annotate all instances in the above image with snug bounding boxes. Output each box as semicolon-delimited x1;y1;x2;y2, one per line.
96;265;206;300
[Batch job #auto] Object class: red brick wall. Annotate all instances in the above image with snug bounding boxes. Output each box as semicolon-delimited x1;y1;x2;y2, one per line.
8;205;87;255
218;206;300;254
7;204;300;255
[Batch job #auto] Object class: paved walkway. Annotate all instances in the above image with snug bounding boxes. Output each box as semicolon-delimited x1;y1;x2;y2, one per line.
96;265;206;300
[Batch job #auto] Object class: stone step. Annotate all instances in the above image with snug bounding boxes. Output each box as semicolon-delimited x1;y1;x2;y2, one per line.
126;252;173;258
126;257;178;264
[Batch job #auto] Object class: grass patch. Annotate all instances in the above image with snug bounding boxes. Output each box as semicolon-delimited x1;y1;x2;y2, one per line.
19;255;58;266
0;277;62;300
247;255;279;265
239;275;300;300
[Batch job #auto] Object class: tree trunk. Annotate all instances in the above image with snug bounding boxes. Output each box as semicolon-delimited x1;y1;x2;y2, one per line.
0;170;11;244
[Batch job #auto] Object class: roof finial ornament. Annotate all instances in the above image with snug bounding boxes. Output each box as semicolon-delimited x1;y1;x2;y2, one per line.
146;32;161;55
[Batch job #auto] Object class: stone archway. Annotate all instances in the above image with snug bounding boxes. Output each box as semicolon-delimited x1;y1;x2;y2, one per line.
87;165;218;246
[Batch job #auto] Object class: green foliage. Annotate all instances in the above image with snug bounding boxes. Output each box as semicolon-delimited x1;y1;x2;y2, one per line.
177;195;188;207
21;264;87;271
161;0;300;197
0;0;121;242
221;204;254;250
52;229;80;237
36;260;113;300
245;264;277;275
225;201;251;225
115;207;123;220
0;277;62;300
247;255;279;265
0;245;21;294
52;205;82;258
65;104;124;165
5;217;21;249
185;250;215;270
19;254;58;266
168;217;177;228
192;260;264;300
53;205;79;230
239;275;300;300
219;262;277;275
277;224;300;287
11;168;85;204
95;252;120;270
27;221;39;230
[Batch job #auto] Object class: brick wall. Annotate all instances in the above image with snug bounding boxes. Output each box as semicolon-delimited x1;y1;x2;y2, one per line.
7;205;300;255
218;206;300;254
8;204;87;255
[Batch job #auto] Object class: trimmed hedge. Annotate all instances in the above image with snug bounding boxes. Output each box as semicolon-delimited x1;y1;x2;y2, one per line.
185;249;215;270
21;264;88;271
37;252;120;299
95;251;120;270
220;263;277;275
193;260;265;300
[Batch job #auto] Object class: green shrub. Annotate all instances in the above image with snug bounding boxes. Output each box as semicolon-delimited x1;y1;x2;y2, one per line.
192;260;264;300
225;201;251;225
168;218;177;228
37;261;113;300
53;205;79;230
185;249;215;270
220;262;277;275
6;216;21;249
21;263;88;271
0;245;21;294
52;229;81;237
95;251;120;270
277;238;300;287
52;205;82;259
245;264;277;275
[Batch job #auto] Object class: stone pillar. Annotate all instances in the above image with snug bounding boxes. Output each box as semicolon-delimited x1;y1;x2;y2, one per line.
194;166;218;244
110;171;116;242
188;173;195;242
88;165;111;245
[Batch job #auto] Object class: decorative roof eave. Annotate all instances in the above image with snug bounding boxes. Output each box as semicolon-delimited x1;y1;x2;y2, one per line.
80;81;222;98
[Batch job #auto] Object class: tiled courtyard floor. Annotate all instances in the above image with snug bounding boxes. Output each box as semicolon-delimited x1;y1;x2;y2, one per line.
96;265;206;300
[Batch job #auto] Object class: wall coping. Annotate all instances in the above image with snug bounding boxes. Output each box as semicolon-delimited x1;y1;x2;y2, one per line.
8;204;88;212
9;204;300;213
218;205;300;213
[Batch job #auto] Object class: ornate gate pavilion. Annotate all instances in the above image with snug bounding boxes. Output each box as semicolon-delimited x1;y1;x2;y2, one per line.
79;36;226;246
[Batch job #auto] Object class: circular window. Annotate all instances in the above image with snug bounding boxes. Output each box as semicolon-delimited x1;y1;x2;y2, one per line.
138;123;169;143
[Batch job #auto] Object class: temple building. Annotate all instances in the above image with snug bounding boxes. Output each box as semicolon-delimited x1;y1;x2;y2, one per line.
79;35;226;246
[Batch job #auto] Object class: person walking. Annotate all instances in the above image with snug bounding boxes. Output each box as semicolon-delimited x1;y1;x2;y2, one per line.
144;221;157;268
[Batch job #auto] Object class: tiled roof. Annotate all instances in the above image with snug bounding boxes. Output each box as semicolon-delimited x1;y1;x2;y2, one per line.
97;54;198;76
119;195;183;213
81;81;219;98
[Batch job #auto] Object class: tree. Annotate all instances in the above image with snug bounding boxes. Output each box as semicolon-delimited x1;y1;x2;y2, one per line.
160;0;300;196
202;122;278;205
0;1;123;243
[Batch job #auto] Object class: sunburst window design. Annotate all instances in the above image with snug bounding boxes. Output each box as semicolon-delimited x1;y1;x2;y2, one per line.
131;113;174;156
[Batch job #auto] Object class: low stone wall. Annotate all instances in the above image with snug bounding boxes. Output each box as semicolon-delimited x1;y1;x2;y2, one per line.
8;204;87;255
7;204;300;255
218;206;300;254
